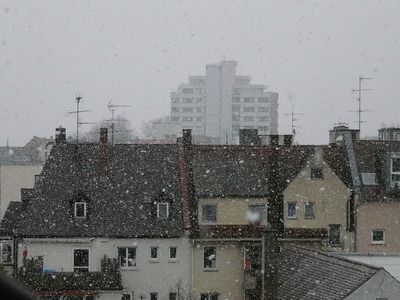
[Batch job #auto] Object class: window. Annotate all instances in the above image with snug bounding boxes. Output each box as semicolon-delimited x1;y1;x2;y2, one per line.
182;98;193;103
257;117;269;122
150;293;158;300
118;247;136;267
195;97;202;103
304;202;315;219
0;240;12;264
244;116;254;122
361;172;377;185
372;229;385;244
74;202;87;218
169;293;177;300
157;202;169;219
171;117;179;122
150;247;158;259
329;224;341;246
202;204;217;223
257;106;269;112
73;249;89;272
391;157;400;185
232;115;240;122
257;97;269;103
182;107;193;113
182;117;193;122
243;106;255;112
172;98;180;103
232;96;240;102
169;247;177;259
244;97;255;103
171;107;179;112
232;104;240;112
196;107;202;112
182;88;194;94
122;293;133;300
310;167;323;179
247;204;266;224
196;117;203;122
201;293;219;300
203;246;216;269
287;202;297;219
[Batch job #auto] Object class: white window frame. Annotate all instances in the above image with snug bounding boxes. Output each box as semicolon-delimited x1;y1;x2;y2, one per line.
201;204;217;224
150;246;159;261
372;229;385;244
118;247;137;268
73;248;89;272
390;155;400;186
0;240;13;264
157;202;169;219
287;202;297;219
122;292;133;300
74;202;87;218
203;246;217;270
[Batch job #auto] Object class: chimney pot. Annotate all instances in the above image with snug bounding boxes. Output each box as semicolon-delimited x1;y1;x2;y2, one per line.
100;128;108;144
55;126;66;144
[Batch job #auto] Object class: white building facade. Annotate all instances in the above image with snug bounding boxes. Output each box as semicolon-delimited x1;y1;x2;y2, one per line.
170;60;278;144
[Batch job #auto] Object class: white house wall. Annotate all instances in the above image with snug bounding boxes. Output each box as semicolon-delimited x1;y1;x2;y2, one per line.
19;237;192;298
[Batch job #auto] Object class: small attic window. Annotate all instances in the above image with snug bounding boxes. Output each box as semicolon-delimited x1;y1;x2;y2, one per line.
310;167;323;179
391;156;400;186
157;203;169;219
74;202;87;219
361;173;377;186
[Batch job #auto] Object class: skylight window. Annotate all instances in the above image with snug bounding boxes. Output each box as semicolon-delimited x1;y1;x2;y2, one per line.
74;202;87;219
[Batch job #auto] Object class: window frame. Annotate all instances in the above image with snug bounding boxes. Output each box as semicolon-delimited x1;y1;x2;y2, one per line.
74;201;87;219
203;246;217;270
118;247;137;268
122;292;133;300
391;155;400;186
372;229;385;244
201;293;219;300
304;202;315;220
150;246;159;261
0;240;13;264
247;204;266;224
287;202;297;219
150;292;158;300
73;248;89;272
169;247;177;260
201;204;217;224
157;202;169;219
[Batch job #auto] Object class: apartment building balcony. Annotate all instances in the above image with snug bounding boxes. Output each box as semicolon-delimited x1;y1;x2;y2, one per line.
19;256;123;295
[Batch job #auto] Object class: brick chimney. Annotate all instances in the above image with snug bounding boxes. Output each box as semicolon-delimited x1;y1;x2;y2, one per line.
98;128;109;177
55;126;66;144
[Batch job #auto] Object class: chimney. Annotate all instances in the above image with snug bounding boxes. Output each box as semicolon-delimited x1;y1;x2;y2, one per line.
270;135;279;147
262;228;278;300
55;127;66;144
283;135;293;146
98;128;109;177
239;129;261;146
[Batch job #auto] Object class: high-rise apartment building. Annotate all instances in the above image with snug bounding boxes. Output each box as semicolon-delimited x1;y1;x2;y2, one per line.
170;60;278;144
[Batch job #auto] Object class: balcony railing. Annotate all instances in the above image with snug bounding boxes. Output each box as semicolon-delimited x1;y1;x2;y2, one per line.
19;256;122;292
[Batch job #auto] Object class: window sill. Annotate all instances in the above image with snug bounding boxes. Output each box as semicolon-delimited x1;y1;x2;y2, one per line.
148;259;159;263
371;242;385;245
168;259;178;263
120;267;138;271
287;217;297;220
203;268;218;272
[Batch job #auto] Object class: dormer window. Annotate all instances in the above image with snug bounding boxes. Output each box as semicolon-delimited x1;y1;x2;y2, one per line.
74;202;87;219
157;203;169;219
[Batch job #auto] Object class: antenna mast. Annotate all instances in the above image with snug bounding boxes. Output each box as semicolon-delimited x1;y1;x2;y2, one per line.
107;101;130;145
352;76;373;133
284;105;305;137
67;95;92;142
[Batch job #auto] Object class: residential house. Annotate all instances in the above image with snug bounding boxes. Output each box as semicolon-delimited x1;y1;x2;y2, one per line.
281;145;354;251
0;136;50;221
0;128;192;300
278;245;400;299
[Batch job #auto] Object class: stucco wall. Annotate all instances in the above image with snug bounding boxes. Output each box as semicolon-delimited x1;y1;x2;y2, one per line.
346;270;400;299
0;164;42;220
283;149;352;251
198;197;267;225
19;237;192;299
356;202;400;253
193;241;244;300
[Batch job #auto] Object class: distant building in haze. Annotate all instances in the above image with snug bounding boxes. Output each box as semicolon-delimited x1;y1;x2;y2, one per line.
169;60;278;144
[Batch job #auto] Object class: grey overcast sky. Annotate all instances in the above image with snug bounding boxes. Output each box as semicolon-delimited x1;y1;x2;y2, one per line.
1;0;399;145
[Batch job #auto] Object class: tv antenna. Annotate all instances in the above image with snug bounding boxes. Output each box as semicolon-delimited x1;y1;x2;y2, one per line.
352;76;373;133
107;101;130;145
284;105;305;136
67;95;93;142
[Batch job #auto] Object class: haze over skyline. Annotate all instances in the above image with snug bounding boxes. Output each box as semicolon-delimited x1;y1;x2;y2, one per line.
1;0;399;146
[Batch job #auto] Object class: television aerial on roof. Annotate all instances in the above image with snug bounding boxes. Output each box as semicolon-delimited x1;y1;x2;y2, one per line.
106;101;131;145
67;94;94;143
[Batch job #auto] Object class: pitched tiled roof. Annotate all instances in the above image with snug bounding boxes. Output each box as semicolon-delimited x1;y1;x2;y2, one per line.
1;143;184;238
278;245;381;300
